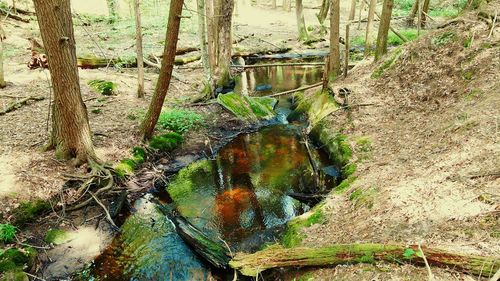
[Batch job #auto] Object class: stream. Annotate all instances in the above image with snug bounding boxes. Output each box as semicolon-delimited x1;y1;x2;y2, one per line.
87;62;339;280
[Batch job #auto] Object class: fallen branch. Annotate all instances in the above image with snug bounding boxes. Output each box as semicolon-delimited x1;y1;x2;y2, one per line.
0;96;45;116
89;191;120;232
143;57;187;83
229;243;500;277
0;8;29;23
234;62;325;69
266;82;323;98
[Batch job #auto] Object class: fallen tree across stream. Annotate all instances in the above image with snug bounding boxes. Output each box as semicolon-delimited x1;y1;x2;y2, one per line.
229;243;500;277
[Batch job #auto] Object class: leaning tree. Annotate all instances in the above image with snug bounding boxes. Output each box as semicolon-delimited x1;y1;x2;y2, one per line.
33;0;100;166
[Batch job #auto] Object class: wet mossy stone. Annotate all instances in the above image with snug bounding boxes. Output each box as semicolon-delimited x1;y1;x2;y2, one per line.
0;247;36;274
44;229;70;245
217;92;276;121
287;90;339;126
12;200;51;226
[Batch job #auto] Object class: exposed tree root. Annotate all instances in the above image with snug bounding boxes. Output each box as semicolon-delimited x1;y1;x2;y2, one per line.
0;96;45;116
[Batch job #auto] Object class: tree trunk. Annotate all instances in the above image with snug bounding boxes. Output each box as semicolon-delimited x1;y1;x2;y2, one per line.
140;0;184;140
406;0;419;26
328;0;341;81
230;243;500;277
283;0;291;12
358;0;365;30
216;0;234;87
206;0;218;74
365;0;377;55
316;0;330;25
344;0;356;77
197;0;213;95
375;0;394;61
420;0;430;28
0;24;6;88
296;0;308;41
272;0;277;9
106;0;119;22
134;0;145;98
33;0;99;165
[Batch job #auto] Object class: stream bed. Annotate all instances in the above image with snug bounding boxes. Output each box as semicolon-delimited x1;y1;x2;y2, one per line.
87;62;336;280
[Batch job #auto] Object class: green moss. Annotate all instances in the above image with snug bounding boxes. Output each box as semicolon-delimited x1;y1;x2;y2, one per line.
462;69;474;80
371;47;403;78
355;137;373;161
343;163;357;178
88;79;117;96
335;176;357;193
0;224;16;243
0;248;36;273
354;252;375;264
349;187;378;209
282;206;325;248
311;125;352;168
149;132;183;151
114;161;135;178
0;270;28;281
12;200;51;226
217;93;276;121
132;147;146;164
44;229;69;245
90;108;102;114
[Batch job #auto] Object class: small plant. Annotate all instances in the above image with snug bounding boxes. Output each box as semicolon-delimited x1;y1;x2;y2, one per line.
149;132;183;151
12;200;51;226
431;32;456;47
0;224;16;243
88;79;117;96
156;109;204;135
371;48;403;78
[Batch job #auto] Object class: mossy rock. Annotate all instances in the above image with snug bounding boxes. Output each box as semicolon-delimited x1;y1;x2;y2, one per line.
0;247;36;273
217;93;277;121
44;229;70;245
12;200;51;226
149;132;183;152
282;204;325;248
287;90;339;126
0;270;28;281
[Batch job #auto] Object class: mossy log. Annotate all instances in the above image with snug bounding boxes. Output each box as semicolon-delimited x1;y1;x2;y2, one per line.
288;192;326;205
229;243;500;277
0;96;45;116
77;56;136;69
172;216;231;269
174;55;201;65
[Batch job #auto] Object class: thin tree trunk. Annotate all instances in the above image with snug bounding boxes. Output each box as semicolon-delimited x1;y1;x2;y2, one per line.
296;0;308;41
365;0;377;55
0;24;6;88
197;0;213;96
272;0;277;9
134;0;145;98
33;0;99;165
216;0;234;87
349;0;357;20
358;0;365;30
328;0;341;81
206;0;218;74
344;0;356;77
140;0;184;140
316;0;330;25
230;243;500;277
12;0;17;14
406;0;419;26
106;0;119;22
375;0;394;61
283;0;291;12
420;0;430;28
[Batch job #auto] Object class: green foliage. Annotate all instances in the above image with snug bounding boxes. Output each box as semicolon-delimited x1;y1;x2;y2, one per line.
91;108;102;114
0;224;16;243
388;30;421;46
114;147;146;178
394;0;414;11
218;93;276;121
356;137;373;161
464;88;483;100
462;69;474;80
371;48;403;78
335;175;357;192
12;200;51;226
348;187;378;209
157;109;204;135
149;132;183;151
431;32;456;47
0;248;36;273
44;229;69;245
88;79;117;96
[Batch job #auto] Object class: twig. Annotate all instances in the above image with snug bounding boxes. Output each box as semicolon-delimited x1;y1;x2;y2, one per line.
89;191;120;232
0;94;26;98
488;11;498;38
418;243;435;281
0;96;45;116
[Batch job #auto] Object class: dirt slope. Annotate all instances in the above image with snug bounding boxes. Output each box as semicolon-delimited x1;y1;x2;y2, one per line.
292;4;499;280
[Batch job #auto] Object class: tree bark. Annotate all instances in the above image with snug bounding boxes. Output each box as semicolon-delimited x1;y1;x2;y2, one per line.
140;0;184;140
316;0;330;25
134;0;145;98
296;0;309;41
33;0;99;165
420;0;430;28
216;0;234;87
197;0;213;95
365;0;377;55
206;0;218;74
375;0;394;61
272;0;277;9
328;0;341;80
349;0;357;20
406;0;419;26
230;243;500;277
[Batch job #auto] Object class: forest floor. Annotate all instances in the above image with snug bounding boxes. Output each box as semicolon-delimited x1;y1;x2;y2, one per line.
0;0;498;280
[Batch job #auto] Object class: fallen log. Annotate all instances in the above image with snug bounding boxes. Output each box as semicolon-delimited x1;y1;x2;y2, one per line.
0;96;45;116
0;8;29;23
175;46;199;55
77;56;136;69
288;192;326;205
229;243;500;277
266;82;323;98
235;62;325;69
174;55;201;65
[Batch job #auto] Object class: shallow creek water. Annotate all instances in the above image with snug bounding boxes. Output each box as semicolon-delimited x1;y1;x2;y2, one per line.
89;63;334;280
